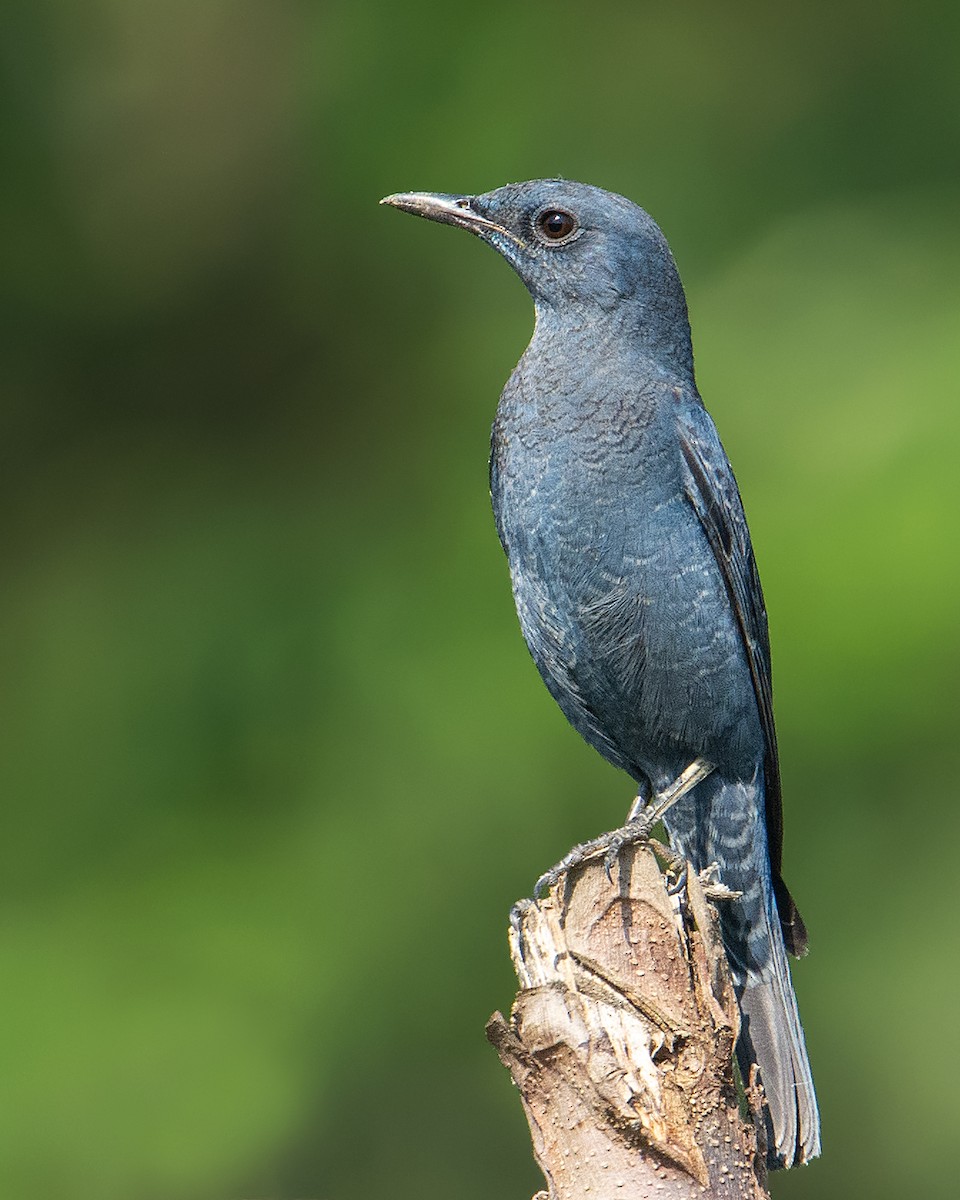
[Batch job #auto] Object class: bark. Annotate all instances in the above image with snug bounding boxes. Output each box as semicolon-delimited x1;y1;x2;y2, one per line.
486;845;769;1200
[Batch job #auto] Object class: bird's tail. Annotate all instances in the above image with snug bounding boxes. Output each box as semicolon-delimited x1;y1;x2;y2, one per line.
663;773;820;1169
735;885;821;1169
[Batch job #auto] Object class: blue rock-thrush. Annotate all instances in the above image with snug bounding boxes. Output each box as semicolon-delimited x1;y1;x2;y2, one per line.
382;180;820;1169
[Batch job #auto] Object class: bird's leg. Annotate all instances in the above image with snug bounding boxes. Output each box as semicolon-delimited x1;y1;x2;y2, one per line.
628;757;716;828
533;757;715;898
600;757;714;879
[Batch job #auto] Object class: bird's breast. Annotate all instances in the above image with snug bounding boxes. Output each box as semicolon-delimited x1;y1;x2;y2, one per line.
491;361;679;571
490;369;760;779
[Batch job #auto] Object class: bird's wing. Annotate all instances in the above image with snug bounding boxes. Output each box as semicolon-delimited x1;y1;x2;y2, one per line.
677;400;807;955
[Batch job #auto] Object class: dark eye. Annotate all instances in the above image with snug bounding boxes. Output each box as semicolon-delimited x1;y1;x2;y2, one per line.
536;208;577;242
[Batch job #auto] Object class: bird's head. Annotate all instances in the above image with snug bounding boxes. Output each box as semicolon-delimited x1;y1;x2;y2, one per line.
382;178;692;370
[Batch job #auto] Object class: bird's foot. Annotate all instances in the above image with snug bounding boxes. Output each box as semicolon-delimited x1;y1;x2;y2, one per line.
532;757;716;901
532;812;670;899
533;826;634;899
599;812;657;881
696;861;742;903
508;898;535;961
509;898;532;934
645;837;688;894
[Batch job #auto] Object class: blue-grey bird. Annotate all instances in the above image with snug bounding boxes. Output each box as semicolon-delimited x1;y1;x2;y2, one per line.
382;180;820;1169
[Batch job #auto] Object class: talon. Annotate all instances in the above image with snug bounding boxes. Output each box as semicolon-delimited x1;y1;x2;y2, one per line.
698;861;721;886
533;871;554;900
694;861;742;902
701;881;743;902
666;863;688;895
509;901;528;933
530;762;714;903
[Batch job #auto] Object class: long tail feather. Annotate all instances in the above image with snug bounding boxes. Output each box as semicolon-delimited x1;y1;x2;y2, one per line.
736;891;821;1167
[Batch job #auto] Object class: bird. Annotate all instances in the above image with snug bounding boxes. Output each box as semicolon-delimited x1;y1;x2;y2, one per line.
381;179;820;1170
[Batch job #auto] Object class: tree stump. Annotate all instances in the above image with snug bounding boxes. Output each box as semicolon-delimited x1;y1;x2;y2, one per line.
486;845;769;1199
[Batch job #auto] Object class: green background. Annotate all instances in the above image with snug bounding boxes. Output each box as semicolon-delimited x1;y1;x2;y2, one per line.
3;2;958;1197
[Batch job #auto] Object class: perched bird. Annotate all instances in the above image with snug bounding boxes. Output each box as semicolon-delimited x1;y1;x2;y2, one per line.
382;180;820;1169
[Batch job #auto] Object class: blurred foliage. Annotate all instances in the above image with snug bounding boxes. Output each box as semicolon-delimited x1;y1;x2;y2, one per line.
1;1;958;1197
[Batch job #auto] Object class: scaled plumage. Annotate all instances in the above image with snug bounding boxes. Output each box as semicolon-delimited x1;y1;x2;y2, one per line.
384;179;820;1169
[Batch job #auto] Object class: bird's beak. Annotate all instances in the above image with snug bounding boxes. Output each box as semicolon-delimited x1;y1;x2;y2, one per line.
380;191;515;243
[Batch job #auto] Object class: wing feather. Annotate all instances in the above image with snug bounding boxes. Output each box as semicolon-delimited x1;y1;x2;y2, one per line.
678;403;808;955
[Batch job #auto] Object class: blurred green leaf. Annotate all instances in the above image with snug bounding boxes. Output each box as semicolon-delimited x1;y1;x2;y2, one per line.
2;2;958;1198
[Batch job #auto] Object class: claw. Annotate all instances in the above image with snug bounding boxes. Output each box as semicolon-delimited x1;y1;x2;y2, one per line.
698;861;721;886
529;759;715;902
666;863;688;895
509;900;528;934
694;861;742;902
533;870;555;900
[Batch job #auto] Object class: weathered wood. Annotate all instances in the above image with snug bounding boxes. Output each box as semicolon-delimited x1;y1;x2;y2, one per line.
486;846;769;1200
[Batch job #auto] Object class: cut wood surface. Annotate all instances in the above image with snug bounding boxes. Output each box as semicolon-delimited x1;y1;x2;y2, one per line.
486;846;769;1200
